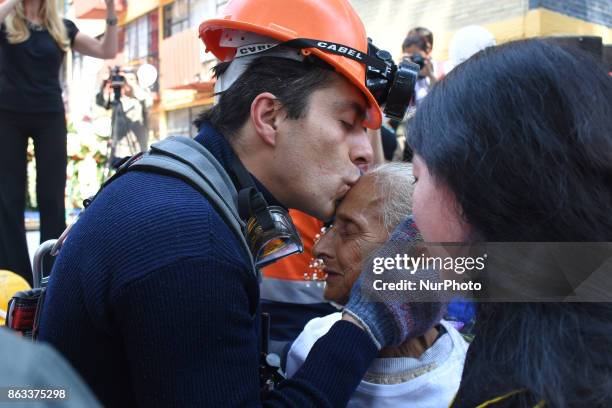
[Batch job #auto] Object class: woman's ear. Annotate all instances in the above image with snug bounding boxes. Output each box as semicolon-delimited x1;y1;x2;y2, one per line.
250;92;282;147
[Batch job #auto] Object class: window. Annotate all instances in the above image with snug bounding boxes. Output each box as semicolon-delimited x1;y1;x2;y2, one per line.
163;0;222;39
123;10;159;91
163;0;189;38
125;10;159;64
166;105;208;138
166;108;190;138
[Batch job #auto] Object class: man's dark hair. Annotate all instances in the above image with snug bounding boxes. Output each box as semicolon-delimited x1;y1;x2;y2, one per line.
194;56;335;139
409;39;612;407
401;35;428;53
407;27;434;49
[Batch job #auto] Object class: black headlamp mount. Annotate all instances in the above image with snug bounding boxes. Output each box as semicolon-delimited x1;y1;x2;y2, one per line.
365;39;420;121
282;37;419;122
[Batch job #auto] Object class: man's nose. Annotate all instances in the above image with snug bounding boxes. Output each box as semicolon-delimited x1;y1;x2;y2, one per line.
349;128;374;169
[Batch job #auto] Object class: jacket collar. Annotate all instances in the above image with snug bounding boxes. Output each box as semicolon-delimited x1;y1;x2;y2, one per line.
194;122;284;208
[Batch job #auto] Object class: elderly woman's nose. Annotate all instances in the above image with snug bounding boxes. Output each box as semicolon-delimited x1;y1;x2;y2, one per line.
313;227;334;259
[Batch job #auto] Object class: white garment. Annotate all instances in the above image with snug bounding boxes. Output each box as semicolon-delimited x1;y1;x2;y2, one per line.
414;77;431;107
286;313;468;408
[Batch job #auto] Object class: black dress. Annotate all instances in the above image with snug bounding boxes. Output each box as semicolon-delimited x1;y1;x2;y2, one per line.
0;19;79;283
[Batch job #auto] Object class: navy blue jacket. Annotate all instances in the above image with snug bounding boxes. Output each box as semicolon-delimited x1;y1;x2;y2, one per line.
38;124;377;407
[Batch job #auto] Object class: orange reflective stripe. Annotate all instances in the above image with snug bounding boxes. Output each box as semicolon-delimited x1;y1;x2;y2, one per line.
260;278;326;304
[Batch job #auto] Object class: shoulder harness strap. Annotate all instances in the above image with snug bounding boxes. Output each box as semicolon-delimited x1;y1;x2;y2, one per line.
99;136;258;278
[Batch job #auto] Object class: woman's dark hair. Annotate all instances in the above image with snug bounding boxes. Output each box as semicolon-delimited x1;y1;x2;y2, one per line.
409;39;612;407
411;39;612;242
194;56;335;139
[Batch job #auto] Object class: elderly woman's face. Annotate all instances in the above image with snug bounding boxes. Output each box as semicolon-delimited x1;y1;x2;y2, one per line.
313;175;389;304
412;154;472;242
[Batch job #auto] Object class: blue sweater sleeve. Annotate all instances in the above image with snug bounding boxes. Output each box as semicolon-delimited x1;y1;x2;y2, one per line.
113;257;260;406
112;256;377;407
268;321;377;407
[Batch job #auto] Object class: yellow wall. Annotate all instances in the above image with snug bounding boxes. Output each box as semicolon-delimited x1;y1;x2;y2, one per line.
531;8;611;41
121;0;160;24
433;9;611;61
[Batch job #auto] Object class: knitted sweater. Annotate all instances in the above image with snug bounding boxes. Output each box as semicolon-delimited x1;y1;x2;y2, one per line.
38;123;377;407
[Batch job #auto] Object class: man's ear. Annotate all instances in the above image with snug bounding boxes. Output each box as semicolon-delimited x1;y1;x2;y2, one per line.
250;92;282;147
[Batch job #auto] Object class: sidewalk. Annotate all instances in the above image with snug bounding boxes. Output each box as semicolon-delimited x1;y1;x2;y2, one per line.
25;211;40;264
26;230;40;264
25;210;81;264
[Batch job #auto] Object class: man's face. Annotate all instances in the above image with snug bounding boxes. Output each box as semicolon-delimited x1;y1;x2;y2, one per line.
312;175;389;304
274;74;373;220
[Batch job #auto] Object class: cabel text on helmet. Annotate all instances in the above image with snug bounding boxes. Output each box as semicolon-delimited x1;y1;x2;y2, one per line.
316;41;364;60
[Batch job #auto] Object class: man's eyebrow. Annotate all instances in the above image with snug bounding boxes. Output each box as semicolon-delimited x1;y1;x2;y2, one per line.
332;100;366;120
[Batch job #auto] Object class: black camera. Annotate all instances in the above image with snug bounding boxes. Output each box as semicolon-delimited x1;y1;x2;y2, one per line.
110;66;126;89
366;40;419;122
406;53;425;69
281;37;419;122
108;66;128;103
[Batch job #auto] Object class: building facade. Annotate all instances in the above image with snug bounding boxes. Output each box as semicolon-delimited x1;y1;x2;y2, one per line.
66;0;611;144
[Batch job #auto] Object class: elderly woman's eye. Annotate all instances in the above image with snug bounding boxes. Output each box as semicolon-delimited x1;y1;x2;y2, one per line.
411;175;418;185
340;223;359;238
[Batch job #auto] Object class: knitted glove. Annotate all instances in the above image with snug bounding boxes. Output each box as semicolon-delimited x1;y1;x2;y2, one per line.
343;215;446;349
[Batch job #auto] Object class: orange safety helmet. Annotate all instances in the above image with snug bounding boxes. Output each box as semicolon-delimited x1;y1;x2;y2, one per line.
199;0;382;129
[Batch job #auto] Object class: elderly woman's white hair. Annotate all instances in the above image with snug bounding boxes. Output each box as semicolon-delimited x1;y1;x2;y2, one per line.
365;162;414;233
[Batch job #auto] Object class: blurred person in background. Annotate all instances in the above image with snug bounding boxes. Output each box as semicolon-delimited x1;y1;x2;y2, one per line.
407;27;434;57
0;0;118;284
287;164;467;407
403;27;437;107
447;25;496;72
409;39;612;407
96;69;153;154
397;28;436;162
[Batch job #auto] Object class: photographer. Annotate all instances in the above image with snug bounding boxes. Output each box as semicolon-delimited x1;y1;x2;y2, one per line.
402;35;437;108
0;0;117;284
399;30;437;162
96;67;152;156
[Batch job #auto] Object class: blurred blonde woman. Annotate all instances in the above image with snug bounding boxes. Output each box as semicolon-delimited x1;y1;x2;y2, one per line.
0;0;118;284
